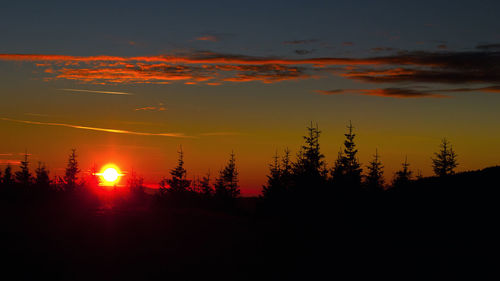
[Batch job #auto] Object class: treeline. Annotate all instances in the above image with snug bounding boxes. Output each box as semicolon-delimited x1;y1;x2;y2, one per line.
260;121;459;204
0;121;459;206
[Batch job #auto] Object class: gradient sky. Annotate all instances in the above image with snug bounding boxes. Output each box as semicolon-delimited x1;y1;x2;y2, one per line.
1;0;500;195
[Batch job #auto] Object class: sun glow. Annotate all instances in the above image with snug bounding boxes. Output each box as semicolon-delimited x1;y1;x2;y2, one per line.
96;164;124;186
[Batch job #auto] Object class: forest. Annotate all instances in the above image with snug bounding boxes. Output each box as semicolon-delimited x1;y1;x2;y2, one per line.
0;122;498;280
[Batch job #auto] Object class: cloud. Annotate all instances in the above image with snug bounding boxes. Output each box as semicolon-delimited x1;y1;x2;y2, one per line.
2;47;500;87
135;103;166;111
0;160;21;165
283;39;319;45
195;35;218;42
294;49;314;55
316;88;447;98
342;42;354;46
0;117;187;138
475;43;500;50
370;47;395;52
437;44;448;49
434;86;500;93
58;88;134;95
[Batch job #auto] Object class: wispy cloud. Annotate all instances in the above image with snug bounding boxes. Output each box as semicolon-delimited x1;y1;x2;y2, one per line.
134;103;166;111
195;35;218;42
283;39;319;45
0;117;187;138
316;88;448;98
0;160;21;165
58;88;133;95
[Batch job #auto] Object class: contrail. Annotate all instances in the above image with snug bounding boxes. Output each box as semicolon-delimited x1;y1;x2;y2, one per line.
58;88;133;95
0;117;188;138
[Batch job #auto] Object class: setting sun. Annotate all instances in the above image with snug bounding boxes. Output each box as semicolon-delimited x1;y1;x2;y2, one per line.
102;168;119;182
96;164;124;186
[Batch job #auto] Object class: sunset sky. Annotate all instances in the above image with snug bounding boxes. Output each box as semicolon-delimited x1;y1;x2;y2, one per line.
1;0;500;195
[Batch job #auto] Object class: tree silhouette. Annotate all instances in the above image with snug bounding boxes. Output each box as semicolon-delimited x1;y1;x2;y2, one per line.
2;164;14;188
293;123;326;193
215;151;240;200
127;170;145;196
200;171;213;197
393;156;412;188
432;138;458;177
15;151;32;187
331;121;362;189
262;151;283;200
166;147;191;193
34;162;51;191
64;149;80;191
365;149;384;191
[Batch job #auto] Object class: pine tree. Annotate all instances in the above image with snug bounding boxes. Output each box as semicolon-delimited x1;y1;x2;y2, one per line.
166;147;191;193
393;156;412;188
432;138;458;177
15;151;32;187
365;149;384;191
215;152;240;199
2;164;14;187
331;121;362;188
127;170;145;195
262;151;283;200
200;171;213;197
34;162;51;190
64;149;80;191
87;164;101;188
293;123;326;193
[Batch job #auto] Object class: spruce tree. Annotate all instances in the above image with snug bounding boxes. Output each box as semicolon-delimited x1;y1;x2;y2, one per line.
365;149;384;191
15;152;32;187
2;164;14;187
35;162;51;190
432;138;458;177
64;149;80;191
262;151;283;200
166;147;191;193
200;171;213;197
293;123;326;193
393;156;412;188
331;121;362;188
127;170;145;195
215;152;240;199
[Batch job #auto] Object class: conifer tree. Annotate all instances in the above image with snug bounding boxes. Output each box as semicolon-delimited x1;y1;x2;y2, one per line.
331;121;362;188
200;171;213;197
34;162;51;190
166;147;191;193
262;151;283;200
393;156;412;188
15;151;32;187
365;149;384;191
293;123;326;193
2;164;14;187
432;138;458;177
127;170;145;195
215;152;240;199
64;149;80;191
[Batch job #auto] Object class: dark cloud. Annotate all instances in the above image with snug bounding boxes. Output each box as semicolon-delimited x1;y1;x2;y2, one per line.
437;44;448;49
283;39;319;45
316;88;447;98
342;42;354;46
294;49;314;55
370;47;395;52
475;43;500;50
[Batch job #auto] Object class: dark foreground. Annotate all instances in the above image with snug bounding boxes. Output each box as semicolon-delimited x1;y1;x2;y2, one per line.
1;167;499;280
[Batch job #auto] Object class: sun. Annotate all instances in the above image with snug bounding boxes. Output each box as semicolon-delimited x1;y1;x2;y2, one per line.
102;167;119;182
96;164;124;186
